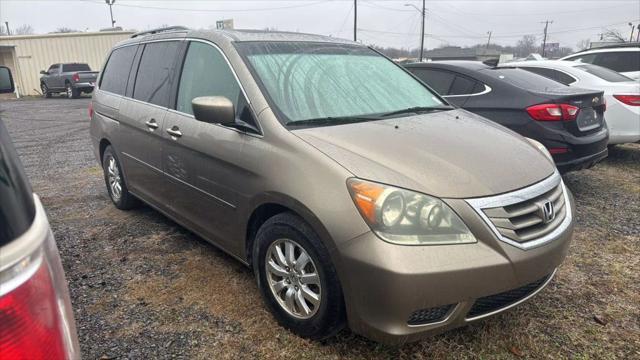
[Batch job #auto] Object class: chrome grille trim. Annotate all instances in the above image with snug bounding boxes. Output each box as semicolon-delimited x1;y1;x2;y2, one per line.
465;172;572;250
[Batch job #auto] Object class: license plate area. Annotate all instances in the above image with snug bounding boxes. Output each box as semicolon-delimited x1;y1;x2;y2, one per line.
577;108;602;131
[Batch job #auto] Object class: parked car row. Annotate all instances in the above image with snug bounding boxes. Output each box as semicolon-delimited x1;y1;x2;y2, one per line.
5;27;638;353
405;61;610;173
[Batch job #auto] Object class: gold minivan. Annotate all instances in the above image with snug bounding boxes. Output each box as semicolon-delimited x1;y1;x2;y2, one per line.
90;27;574;344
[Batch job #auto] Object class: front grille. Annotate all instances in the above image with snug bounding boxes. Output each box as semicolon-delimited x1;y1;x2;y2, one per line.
467;274;551;319
407;304;454;326
481;181;566;244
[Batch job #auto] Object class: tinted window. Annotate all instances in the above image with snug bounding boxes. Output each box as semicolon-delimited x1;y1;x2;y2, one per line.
0;120;35;246
133;41;180;107
565;53;596;64
575;64;633;82
449;75;478;95
520;67;576;85
62;63;91;72
483;68;565;91
238;42;444;125
0;67;14;93
594;51;640;73
47;64;59;73
177;42;247;118
100;46;137;96
410;68;455;94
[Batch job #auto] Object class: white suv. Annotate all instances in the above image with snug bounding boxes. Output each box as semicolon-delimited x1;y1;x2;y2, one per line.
561;45;640;80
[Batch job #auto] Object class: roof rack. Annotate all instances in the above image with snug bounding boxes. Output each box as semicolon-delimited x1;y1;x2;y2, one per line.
131;26;188;38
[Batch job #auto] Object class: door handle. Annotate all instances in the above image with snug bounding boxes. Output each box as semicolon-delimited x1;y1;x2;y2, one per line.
166;127;182;138
145;118;159;129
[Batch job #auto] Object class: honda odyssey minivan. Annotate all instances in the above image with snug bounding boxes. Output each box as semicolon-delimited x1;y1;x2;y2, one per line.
90;27;575;344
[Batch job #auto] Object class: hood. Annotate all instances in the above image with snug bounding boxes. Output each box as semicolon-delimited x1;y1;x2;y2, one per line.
294;109;555;198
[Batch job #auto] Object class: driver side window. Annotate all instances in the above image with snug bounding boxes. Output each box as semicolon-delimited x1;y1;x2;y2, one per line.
176;41;250;123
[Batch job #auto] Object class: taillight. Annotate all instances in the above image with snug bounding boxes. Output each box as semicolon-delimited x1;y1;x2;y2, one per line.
71;73;80;82
613;94;640;106
526;103;580;121
88;101;94;120
0;197;80;359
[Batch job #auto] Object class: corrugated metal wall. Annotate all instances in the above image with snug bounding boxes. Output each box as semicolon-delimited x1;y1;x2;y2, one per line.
0;31;133;95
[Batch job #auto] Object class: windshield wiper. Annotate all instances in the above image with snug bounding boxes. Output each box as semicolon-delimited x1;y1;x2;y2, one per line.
380;105;454;118
287;115;382;127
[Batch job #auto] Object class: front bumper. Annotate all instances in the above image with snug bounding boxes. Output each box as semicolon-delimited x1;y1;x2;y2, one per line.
336;189;575;345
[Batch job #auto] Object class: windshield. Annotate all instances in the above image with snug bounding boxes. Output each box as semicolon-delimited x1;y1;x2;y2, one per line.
236;42;445;125
575;64;633;83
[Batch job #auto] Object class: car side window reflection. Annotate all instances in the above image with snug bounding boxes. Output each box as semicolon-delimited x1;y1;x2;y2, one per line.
176;41;251;123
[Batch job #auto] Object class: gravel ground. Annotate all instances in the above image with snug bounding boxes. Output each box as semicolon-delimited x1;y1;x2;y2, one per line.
1;97;639;359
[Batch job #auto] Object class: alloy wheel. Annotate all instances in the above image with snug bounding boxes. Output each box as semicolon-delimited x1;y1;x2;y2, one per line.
66;85;73;98
265;239;322;319
106;156;122;202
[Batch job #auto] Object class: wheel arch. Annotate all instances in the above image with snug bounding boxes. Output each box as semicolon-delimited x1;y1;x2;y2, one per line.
244;193;338;270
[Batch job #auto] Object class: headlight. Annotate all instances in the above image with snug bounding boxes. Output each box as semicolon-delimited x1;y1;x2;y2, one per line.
347;178;477;245
526;137;553;161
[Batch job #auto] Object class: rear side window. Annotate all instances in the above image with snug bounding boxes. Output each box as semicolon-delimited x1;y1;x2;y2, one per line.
594;51;640;73
575;64;633;82
133;41;180;107
176;41;246;117
100;46;137;96
484;68;565;91
520;67;576;85
62;64;91;72
449;75;478;95
410;68;455;94
565;53;596;64
0;120;35;246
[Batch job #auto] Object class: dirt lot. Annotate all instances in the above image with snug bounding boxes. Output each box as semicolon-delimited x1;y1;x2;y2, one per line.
2;97;639;359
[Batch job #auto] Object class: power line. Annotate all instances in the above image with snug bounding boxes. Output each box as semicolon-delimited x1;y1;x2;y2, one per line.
86;0;329;12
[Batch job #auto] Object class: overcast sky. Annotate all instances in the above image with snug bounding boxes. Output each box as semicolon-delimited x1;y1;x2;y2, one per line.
1;0;639;50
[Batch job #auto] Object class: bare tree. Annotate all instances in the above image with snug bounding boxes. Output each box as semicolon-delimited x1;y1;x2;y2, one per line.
576;39;591;51
602;28;626;42
515;35;538;57
52;27;80;33
14;24;34;35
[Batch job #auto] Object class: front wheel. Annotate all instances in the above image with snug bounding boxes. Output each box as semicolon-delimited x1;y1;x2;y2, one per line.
41;83;51;98
253;212;346;340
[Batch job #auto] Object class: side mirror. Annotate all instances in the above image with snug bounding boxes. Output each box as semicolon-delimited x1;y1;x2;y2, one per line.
40;70;49;75
0;66;15;94
192;96;235;126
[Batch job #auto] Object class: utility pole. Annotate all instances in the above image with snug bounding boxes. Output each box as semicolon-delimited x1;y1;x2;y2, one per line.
106;0;116;28
486;31;492;49
540;20;553;57
629;23;635;42
4;22;10;35
353;0;357;42
405;1;427;62
637;23;640;42
419;0;425;62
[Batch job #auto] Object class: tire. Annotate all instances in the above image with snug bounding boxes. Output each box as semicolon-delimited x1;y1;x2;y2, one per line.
41;83;52;98
65;82;80;99
253;212;346;340
102;145;138;210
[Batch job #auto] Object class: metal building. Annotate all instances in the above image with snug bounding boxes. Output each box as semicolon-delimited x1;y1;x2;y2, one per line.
0;31;133;96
